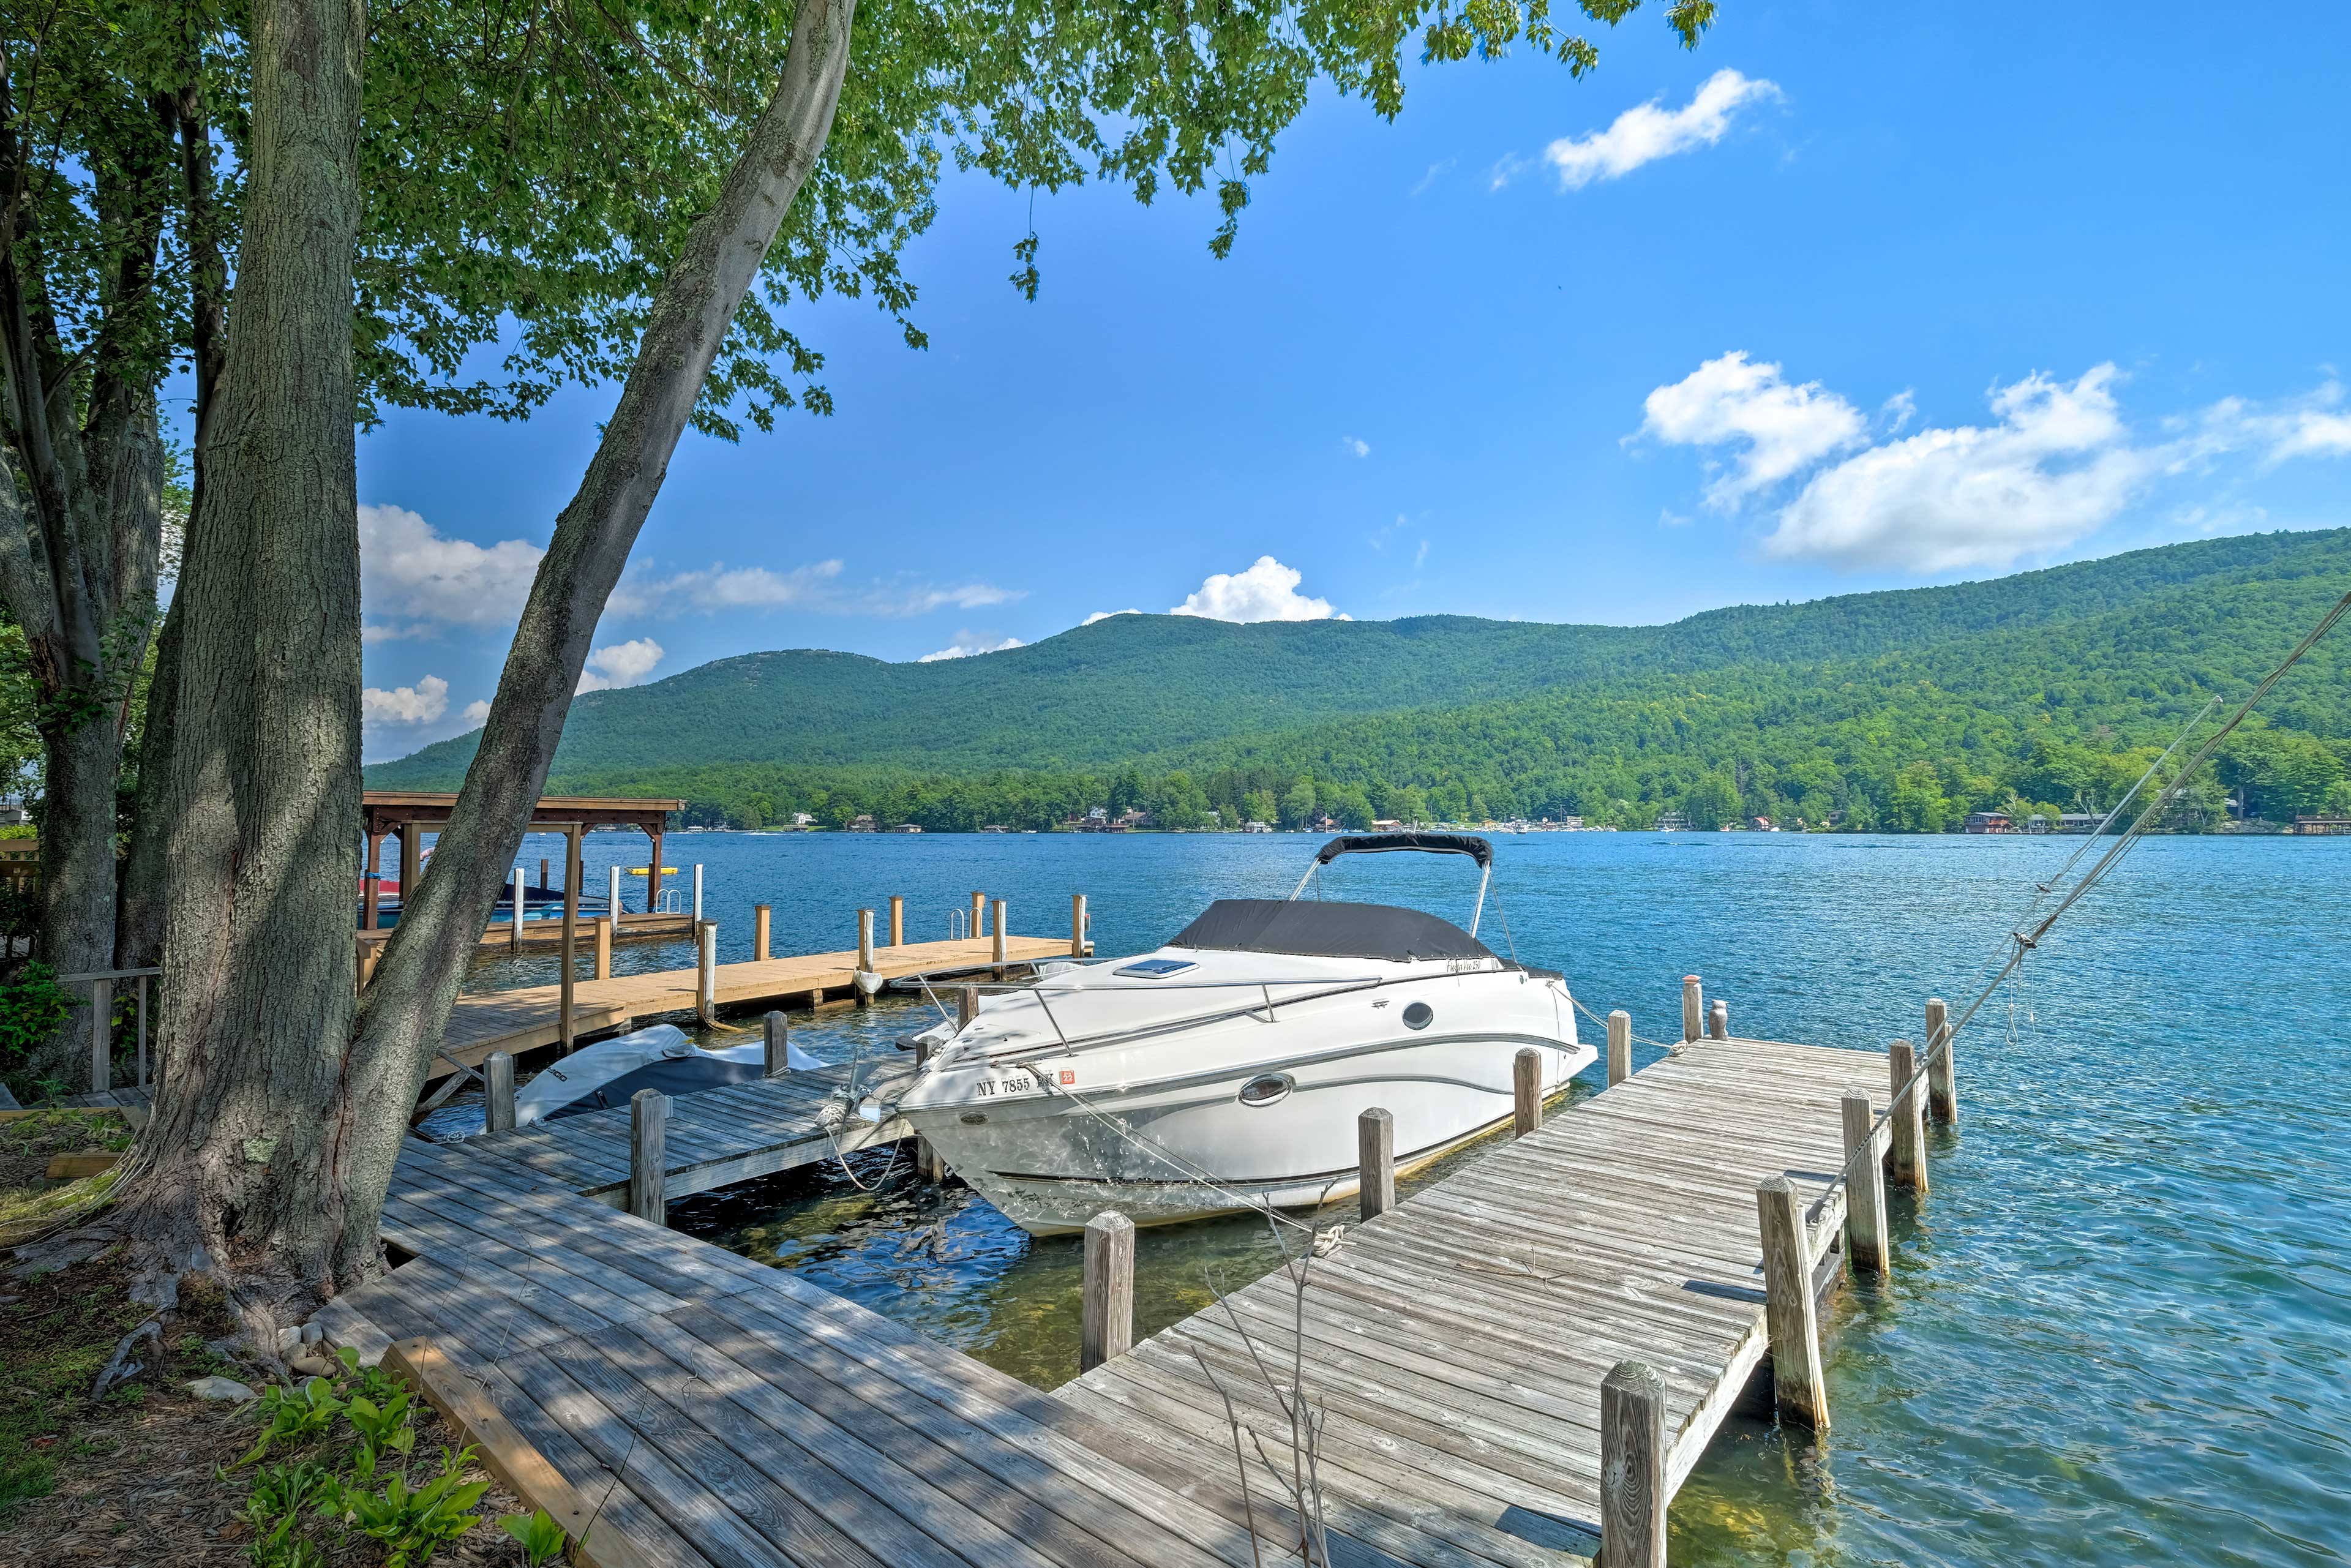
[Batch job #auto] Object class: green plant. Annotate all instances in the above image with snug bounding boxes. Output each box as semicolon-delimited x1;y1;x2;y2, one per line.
323;1445;490;1567
238;1378;345;1465
0;962;70;1076
239;1460;337;1568
501;1507;570;1567
342;1387;418;1471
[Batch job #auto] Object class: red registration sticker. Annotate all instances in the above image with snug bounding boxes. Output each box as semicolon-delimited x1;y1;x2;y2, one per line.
1058;1070;1076;1085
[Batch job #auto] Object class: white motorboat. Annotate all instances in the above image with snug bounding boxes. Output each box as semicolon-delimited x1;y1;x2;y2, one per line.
506;1023;824;1129
891;832;1592;1235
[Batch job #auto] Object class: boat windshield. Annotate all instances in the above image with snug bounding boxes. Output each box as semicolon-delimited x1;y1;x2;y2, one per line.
1166;898;1493;963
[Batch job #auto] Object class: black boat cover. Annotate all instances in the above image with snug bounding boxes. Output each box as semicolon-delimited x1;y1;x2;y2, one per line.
1313;831;1493;869
1168;898;1494;963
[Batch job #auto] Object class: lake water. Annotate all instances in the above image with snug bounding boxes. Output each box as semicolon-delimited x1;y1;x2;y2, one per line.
477;827;2351;1568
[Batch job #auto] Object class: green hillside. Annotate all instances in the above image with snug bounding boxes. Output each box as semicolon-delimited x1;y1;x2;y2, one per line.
369;528;2351;832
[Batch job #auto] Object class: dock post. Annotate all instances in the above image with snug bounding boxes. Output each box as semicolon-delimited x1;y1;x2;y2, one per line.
692;863;704;923
607;865;621;929
1513;1047;1541;1137
363;831;384;929
856;909;876;1006
1888;1040;1929;1194
89;976;111;1093
1708;999;1728;1040
1840;1091;1889;1276
889;895;905;946
1071;893;1087;959
1607;1010;1632;1087
1925;996;1957;1123
560;825;582;1053
1081;1210;1136;1372
486;1052;516;1135
629;1089;668;1226
539;856;549;890
991;899;1008;970
1358;1108;1395;1221
754;903;772;962
511;867;526;953
696;921;718;1027
956;985;978;1032
970;890;986;939
763;1012;791;1077
403;825;425;910
593;917;613;981
1682;975;1703;1043
1600;1360;1668;1568
1756;1174;1829;1428
912;1038;943;1180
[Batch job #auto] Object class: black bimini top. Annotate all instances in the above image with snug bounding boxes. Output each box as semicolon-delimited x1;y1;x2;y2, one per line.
1168;898;1495;963
1314;830;1493;869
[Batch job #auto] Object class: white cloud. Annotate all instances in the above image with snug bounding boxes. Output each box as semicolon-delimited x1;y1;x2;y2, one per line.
610;560;842;615
575;638;665;694
1340;435;1371;459
1082;609;1141;626
1410;160;1454;197
1171;557;1347;623
1540;69;1781;191
2201;381;2351;463
1413;539;1430;570
1881;390;1917;433
889;581;1022;615
359;505;544;628
918;634;1026;662
1638;351;1867;509
1766;365;2163;572
362;675;450;726
462;699;491;726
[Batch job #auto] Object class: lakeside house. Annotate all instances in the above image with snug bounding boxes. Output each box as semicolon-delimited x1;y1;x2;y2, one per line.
1242;820;1274;833
846;814;877;832
2058;812;2102;833
1654;811;1691;831
2293;816;2351;835
1963;811;2013;834
886;822;923;833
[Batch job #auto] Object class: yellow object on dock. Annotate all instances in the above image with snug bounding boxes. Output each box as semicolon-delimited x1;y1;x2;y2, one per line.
624;865;680;876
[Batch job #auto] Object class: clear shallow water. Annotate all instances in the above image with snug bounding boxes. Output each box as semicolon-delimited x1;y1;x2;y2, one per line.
479;828;2351;1567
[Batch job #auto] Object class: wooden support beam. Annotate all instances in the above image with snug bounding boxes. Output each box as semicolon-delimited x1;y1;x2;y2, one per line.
559;825;581;1054
1357;1107;1395;1221
134;975;148;1089
89;976;111;1093
696;921;718;1027
1756;1174;1828;1428
538;857;549;890
1513;1047;1540;1138
763;1012;791;1077
754;904;771;962
402;827;424;912
593;917;613;981
1681;975;1703;1043
970;890;986;937
856;909;876;1007
888;895;904;947
510;867;527;954
1081;1210;1136;1372
1925;996;1957;1123
1840;1091;1888;1276
607;865;622;928
912;1037;943;1181
629;1089;667;1225
991;899;1008;970
362;833;384;931
485;1052;516;1135
691;863;703;923
1888;1038;1929;1194
1708;999;1728;1040
1607;1009;1632;1087
1599;1360;1668;1568
957;985;978;1032
1070;893;1087;959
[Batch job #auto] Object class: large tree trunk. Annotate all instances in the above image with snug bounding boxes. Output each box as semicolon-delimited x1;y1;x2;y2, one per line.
108;0;370;1290
351;0;855;1127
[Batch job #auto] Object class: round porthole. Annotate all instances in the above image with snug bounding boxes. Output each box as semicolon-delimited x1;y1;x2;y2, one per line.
1402;1002;1434;1031
1238;1073;1293;1108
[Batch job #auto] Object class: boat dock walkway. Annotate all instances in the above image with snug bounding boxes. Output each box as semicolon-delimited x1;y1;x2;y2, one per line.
433;932;1075;1081
293;1008;1941;1568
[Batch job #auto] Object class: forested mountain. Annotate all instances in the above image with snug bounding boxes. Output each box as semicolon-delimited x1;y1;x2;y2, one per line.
369;529;2351;832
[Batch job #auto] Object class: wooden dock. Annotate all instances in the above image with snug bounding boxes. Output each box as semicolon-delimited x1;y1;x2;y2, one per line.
293;990;1957;1568
431;933;1074;1081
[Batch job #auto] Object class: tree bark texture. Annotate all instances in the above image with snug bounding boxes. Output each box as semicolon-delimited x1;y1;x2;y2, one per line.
352;0;856;1134
110;0;371;1289
0;79;170;1086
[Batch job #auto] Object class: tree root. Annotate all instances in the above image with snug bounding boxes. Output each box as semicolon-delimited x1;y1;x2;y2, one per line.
91;1317;162;1400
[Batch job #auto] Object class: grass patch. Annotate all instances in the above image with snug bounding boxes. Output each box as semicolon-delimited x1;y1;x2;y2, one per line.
0;1248;170;1520
0;1109;133;1248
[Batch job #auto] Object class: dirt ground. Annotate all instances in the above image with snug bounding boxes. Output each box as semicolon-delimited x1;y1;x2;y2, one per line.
0;1249;533;1568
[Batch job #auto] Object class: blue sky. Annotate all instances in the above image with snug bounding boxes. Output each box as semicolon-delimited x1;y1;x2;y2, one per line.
354;0;2351;758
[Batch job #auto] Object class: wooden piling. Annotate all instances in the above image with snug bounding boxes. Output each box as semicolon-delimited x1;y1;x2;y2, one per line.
628;1089;667;1225
754;904;772;963
889;895;905;947
1607;1009;1632;1087
1925;996;1957;1123
970;890;986;937
1071;893;1087;959
763;1013;791;1077
956;985;978;1032
89;976;111;1093
857;909;876;1006
1840;1091;1888;1276
486;1052;516;1135
1358;1107;1395;1221
1682;975;1703;1043
1081;1210;1136;1373
696;921;718;1028
691;863;704;924
1888;1039;1929;1194
593;917;613;982
991;899;1008;969
538;857;549;890
1755;1174;1828;1428
1513;1047;1541;1137
1599;1360;1668;1568
558;825;581;1054
402;826;424;912
606;865;621;928
1708;999;1728;1040
511;867;527;954
912;1037;943;1181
